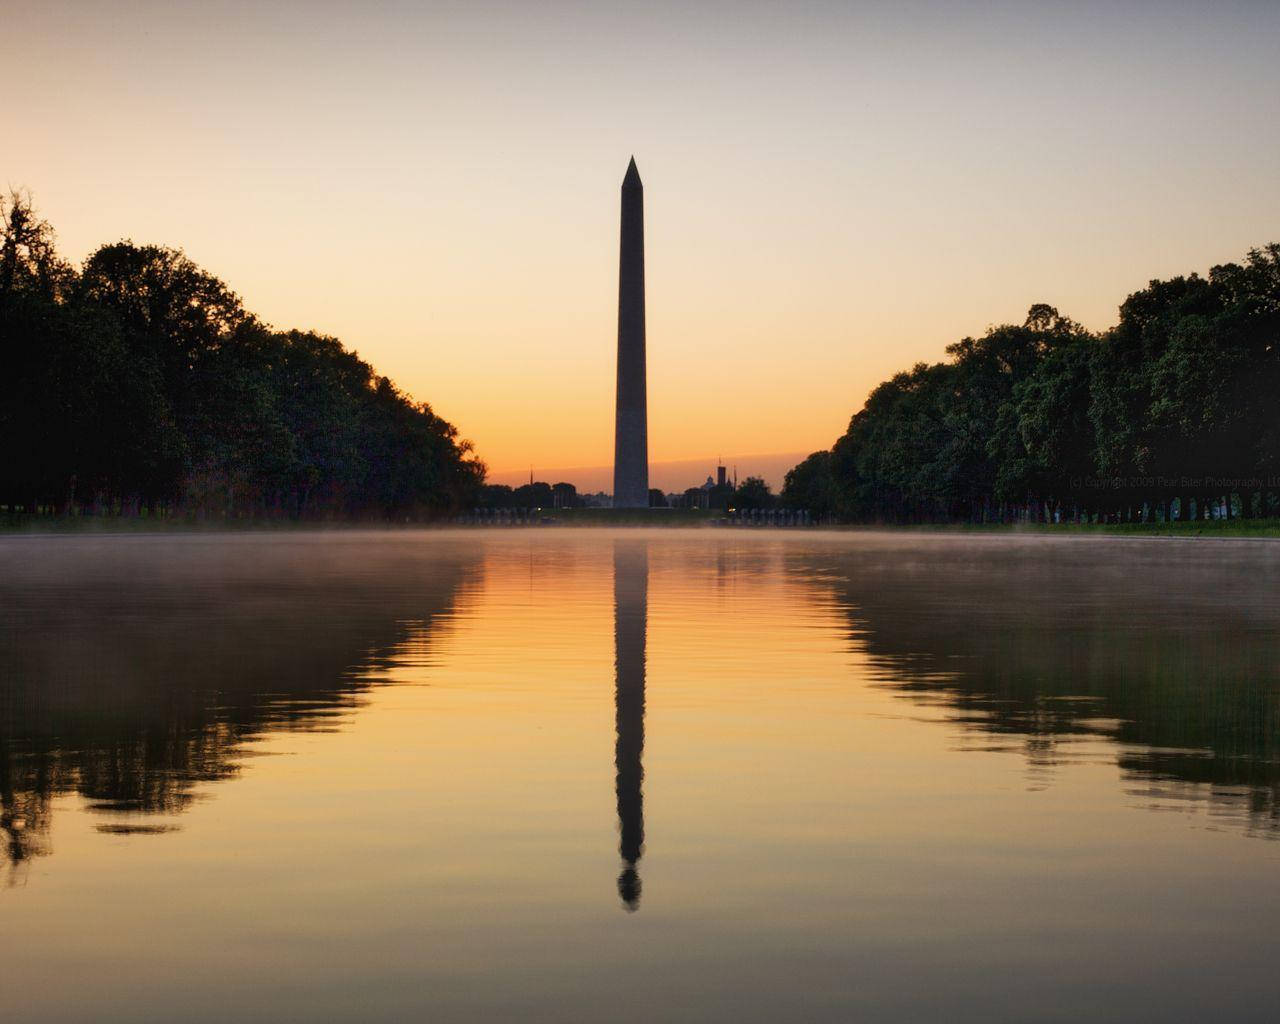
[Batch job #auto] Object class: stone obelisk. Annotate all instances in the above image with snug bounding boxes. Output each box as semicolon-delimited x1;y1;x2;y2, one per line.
613;156;649;508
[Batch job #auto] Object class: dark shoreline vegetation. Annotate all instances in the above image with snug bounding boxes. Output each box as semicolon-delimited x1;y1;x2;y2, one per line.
13;509;1280;536
6;187;1279;530
0;191;484;521
782;245;1280;525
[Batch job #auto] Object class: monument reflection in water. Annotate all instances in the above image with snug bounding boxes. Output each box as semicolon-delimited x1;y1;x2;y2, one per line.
613;540;647;909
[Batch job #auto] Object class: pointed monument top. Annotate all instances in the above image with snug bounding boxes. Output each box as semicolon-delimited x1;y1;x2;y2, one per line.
622;156;642;189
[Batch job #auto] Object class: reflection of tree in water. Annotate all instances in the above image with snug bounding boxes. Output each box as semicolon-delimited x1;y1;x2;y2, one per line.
613;540;647;910
0;537;477;880
799;538;1280;837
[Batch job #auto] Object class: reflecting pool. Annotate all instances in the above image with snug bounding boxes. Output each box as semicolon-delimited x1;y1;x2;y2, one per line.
1;530;1277;1021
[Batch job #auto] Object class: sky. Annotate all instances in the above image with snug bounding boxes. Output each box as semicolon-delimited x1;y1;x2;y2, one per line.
8;0;1280;487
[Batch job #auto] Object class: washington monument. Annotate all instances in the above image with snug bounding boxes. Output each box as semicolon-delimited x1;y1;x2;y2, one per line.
613;156;649;508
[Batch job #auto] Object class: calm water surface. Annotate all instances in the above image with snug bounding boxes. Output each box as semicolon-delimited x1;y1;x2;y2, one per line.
1;529;1278;1021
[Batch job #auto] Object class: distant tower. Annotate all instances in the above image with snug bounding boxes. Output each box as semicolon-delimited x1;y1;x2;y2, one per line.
613;157;649;508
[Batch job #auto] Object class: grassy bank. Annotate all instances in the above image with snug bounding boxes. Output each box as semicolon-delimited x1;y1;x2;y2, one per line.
0;514;444;535
1049;518;1280;538
540;511;1280;535
0;507;726;533
7;510;1280;537
826;518;1280;538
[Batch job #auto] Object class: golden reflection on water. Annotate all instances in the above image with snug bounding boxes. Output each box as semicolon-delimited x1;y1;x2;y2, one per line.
1;530;1279;1021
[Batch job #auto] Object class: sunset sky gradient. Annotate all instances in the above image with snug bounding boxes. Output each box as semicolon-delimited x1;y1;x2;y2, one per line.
9;0;1279;484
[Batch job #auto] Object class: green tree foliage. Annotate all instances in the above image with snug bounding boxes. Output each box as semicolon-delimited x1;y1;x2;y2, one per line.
476;481;583;509
732;476;774;509
782;451;837;517
0;193;483;518
552;482;580;508
787;245;1280;523
513;481;554;508
478;484;516;507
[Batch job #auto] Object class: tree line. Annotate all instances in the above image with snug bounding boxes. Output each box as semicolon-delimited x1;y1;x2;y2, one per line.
783;244;1280;523
478;481;585;508
477;477;778;511
0;191;484;520
669;476;776;510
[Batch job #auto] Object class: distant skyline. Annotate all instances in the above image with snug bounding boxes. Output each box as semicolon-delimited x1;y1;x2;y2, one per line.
486;450;808;494
8;0;1280;474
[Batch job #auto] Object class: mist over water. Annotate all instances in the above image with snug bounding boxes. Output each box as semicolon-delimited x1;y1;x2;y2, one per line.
1;530;1277;1021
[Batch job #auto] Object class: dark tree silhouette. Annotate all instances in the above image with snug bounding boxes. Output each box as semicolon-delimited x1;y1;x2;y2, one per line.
733;475;774;510
785;245;1280;524
782;451;837;518
0;193;484;519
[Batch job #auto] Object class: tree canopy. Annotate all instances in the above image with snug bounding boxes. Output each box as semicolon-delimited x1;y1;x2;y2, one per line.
784;245;1280;523
0;191;484;519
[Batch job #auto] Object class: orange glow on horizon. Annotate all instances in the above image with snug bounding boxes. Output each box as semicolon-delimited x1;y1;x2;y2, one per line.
7;3;1278;478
